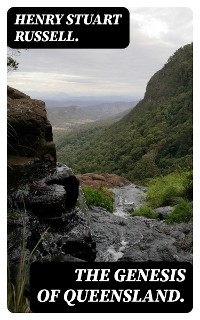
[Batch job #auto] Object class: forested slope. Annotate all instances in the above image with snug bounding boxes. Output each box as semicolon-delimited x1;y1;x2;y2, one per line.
56;43;193;183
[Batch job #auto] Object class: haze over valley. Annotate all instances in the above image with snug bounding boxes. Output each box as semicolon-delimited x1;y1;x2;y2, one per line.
46;100;138;132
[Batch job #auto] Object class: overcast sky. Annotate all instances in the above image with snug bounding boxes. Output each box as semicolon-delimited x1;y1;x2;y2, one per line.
7;7;193;102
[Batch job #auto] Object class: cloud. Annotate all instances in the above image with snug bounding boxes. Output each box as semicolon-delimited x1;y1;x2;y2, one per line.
7;7;193;100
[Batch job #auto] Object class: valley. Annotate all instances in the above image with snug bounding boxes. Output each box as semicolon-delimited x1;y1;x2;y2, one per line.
7;43;193;313
46;100;137;132
50;44;193;184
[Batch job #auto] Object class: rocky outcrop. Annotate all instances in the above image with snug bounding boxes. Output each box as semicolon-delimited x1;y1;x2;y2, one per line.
8;166;95;270
7;88;96;280
7;86;56;166
8;163;79;217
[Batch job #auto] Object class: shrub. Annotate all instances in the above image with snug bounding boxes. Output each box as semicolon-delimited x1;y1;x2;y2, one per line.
166;199;193;223
82;187;114;212
147;171;192;208
132;204;158;219
182;170;193;201
7;213;30;313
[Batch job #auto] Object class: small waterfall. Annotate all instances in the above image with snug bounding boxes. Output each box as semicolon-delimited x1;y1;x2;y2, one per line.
113;184;146;218
76;187;88;214
89;184;147;261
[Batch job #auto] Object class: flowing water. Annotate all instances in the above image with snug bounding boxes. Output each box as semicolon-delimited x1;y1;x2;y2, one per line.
89;184;147;261
113;184;147;218
102;184;146;260
89;184;192;263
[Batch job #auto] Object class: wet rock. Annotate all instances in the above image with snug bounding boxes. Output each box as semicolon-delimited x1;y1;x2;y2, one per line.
8;206;96;266
88;207;192;263
45;163;79;211
8;165;94;265
25;184;66;218
62;210;96;262
155;206;174;220
113;184;146;217
9;163;79;218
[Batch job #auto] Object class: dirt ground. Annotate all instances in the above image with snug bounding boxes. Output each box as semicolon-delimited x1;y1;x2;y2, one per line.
76;173;130;188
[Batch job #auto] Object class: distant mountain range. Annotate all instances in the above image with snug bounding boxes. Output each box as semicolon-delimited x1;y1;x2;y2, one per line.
46;101;138;129
44;95;140;107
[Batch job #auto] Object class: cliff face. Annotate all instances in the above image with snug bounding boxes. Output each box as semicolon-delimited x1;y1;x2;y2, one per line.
7;86;56;167
7;87;96;282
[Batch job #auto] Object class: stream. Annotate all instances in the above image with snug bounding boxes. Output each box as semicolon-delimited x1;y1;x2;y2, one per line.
113;184;147;218
88;184;192;263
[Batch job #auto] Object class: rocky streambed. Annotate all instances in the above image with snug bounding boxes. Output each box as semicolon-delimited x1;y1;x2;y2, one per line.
88;184;193;263
8;175;193;270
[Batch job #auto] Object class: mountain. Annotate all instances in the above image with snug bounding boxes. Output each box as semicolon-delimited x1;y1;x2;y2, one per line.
56;43;193;183
46;101;137;130
45;96;139;107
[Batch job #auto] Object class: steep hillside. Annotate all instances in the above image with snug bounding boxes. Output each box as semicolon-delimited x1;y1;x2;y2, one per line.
56;43;193;182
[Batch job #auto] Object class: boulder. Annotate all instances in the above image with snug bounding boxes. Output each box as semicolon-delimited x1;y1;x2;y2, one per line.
7;86;56;164
155;206;174;220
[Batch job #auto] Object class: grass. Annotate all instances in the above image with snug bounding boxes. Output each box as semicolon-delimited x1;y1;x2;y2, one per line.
7;210;49;313
166;199;193;223
146;171;193;208
131;171;193;223
132;204;158;219
7;213;29;313
82;186;114;212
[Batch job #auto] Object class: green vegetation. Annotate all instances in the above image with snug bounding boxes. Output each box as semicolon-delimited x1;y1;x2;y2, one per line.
7;210;49;312
132;204;158;219
147;171;193;208
82;186;114;212
166;199;192;223
55;44;192;183
7;212;30;313
131;171;193;223
7;56;19;72
54;120;117;171
7;48;20;72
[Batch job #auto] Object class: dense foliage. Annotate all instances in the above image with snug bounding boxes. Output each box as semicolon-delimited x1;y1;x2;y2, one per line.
166;199;192;223
132;205;158;219
132;170;193;223
146;170;193;208
55;43;193;183
82;186;114;212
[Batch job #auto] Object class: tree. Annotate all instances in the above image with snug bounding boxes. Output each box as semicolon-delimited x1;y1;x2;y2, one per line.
7;47;20;72
7;56;19;72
